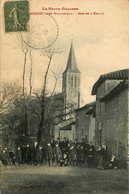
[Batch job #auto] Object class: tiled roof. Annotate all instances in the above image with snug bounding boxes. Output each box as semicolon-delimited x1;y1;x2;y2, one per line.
58;118;76;130
52;92;65;99
92;69;129;95
100;80;128;102
75;101;96;112
59;121;75;131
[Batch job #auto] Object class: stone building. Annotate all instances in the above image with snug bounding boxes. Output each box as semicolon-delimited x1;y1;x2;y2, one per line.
62;41;81;108
75;102;96;143
52;42;81;140
91;69;129;164
55;119;76;141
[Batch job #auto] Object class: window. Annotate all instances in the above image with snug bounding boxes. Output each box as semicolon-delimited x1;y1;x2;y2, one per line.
68;75;70;84
71;76;73;87
75;76;76;88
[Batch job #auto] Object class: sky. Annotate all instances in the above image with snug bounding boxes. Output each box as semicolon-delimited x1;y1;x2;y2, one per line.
1;0;129;105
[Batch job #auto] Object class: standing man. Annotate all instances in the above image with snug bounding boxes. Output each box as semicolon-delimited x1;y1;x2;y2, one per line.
36;146;43;166
69;143;77;166
47;143;54;166
16;146;22;164
26;144;31;164
57;137;61;148
9;148;16;165
87;142;94;167
32;143;37;165
80;139;87;165
21;144;27;164
42;140;47;165
54;142;62;166
97;145;104;169
102;142;108;162
61;137;68;158
79;144;84;166
2;149;10;165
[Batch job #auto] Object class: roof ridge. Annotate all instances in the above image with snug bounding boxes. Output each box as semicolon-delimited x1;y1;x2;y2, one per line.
92;69;129;95
102;68;129;77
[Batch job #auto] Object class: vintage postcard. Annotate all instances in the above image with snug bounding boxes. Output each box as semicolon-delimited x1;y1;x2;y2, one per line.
0;0;129;193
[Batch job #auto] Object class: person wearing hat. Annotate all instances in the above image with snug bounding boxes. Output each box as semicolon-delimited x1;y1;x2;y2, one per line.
80;139;88;165
102;142;108;162
46;142;54;166
50;139;55;164
16;146;22;164
79;144;85;166
42;141;47;166
54;142;62;166
21;144;27;164
57;137;61;148
60;137;68;158
97;145;105;170
36;146;43;166
26;144;31;164
87;142;94;167
2;149;9;165
69;143;77;166
9;148;16;165
31;143;37;165
74;139;79;147
66;141;72;165
50;138;55;148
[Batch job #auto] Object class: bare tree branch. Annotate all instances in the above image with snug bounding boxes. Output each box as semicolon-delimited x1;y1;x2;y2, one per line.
29;51;33;96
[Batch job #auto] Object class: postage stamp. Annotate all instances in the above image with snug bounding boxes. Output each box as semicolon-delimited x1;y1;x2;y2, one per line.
4;1;29;32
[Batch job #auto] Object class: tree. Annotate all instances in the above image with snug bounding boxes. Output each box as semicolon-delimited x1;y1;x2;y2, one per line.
16;32;62;145
0;82;23;147
0;82;22;115
37;46;62;144
18;34;33;138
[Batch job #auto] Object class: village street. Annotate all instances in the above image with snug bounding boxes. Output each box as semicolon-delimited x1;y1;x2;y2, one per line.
1;165;128;194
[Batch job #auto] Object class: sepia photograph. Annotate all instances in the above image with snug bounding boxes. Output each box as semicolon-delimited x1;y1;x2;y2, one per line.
0;0;129;193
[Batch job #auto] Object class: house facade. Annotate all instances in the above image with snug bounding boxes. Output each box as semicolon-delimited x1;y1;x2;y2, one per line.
91;69;129;164
75;102;96;143
100;81;128;162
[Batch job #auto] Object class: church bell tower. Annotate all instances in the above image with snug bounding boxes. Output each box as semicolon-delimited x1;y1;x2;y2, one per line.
62;41;81;108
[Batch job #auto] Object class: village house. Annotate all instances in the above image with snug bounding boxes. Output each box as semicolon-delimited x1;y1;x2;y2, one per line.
75;102;96;143
91;69;129;164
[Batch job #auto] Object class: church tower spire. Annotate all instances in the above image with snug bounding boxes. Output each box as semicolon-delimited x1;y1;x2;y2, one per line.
62;41;81;108
65;41;80;73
